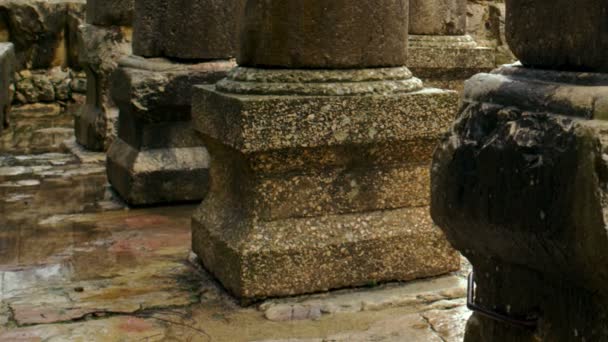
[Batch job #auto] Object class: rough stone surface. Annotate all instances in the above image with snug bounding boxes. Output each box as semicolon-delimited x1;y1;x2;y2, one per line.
0;43;15;135
0;0;85;70
431;65;608;341
408;35;495;91
106;56;234;205
410;0;467;35
191;82;461;301
132;0;241;60
0;101;83;154
506;0;608;71
238;0;409;68
466;1;515;65
74;24;132;151
86;0;134;26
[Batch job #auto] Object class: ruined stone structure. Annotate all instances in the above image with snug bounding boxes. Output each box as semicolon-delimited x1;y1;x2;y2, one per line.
431;0;608;340
409;0;495;91
74;0;133;151
191;0;460;302
0;43;15;134
105;0;239;206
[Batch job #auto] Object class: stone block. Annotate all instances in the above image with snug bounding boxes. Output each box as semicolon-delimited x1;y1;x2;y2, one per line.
74;24;132;151
191;80;461;301
106;56;234;205
431;65;608;341
0;43;15;135
408;35;495;91
238;0;408;68
410;0;467;35
86;0;134;26
506;0;608;71
132;0;241;60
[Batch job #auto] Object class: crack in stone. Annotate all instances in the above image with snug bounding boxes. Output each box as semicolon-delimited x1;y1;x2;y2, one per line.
420;313;447;342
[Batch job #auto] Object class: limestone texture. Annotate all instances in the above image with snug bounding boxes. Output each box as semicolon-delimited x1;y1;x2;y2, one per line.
410;0;467;35
431;65;608;341
132;0;241;60
106;56;234;205
408;35;495;91
506;0;608;71
0;43;15;135
86;0;134;26
191;79;461;301
74;24;132;151
237;0;409;68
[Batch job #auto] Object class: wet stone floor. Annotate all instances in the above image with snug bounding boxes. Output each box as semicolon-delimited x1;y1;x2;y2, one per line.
0;150;471;341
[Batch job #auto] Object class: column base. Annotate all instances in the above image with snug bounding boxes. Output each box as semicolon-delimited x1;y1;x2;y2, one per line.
193;205;459;302
191;68;461;302
107;137;209;206
408;35;495;91
106;55;234;206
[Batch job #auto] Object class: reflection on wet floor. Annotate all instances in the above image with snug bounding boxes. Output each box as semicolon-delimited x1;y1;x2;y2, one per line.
0;153;470;341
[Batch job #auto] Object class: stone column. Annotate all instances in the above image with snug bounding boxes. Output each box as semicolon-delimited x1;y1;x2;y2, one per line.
431;0;608;341
105;0;240;205
74;0;134;151
0;43;15;134
408;0;495;91
191;0;461;303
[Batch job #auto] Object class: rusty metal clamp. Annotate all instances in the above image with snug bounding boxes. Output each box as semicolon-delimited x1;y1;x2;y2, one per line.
467;272;539;329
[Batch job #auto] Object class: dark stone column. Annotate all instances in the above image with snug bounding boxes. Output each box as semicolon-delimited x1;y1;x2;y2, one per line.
105;0;240;206
191;0;461;303
0;43;15;135
408;0;495;91
431;0;608;340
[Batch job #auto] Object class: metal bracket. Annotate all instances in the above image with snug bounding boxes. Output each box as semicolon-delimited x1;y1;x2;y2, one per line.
467;272;539;328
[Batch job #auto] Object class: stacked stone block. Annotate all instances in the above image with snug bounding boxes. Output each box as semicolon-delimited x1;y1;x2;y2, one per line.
191;0;460;303
409;0;495;91
105;0;239;205
431;0;608;340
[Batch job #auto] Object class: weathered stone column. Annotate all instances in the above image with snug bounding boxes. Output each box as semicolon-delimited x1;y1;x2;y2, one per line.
74;0;134;151
0;43;15;134
191;0;461;302
408;0;495;91
431;0;608;340
105;0;239;205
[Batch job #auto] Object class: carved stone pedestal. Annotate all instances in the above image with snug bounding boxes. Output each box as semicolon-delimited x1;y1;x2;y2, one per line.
192;67;461;301
106;56;233;205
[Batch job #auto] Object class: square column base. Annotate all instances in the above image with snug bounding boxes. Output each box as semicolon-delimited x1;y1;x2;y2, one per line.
106;56;234;206
191;83;461;302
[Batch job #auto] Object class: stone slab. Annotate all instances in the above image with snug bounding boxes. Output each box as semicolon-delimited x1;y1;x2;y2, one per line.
132;0;241;60
408;35;495;91
193;205;460;301
0;43;15;135
192;85;459;153
86;0;134;26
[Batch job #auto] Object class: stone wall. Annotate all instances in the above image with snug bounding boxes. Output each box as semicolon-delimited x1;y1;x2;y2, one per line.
0;0;87;153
